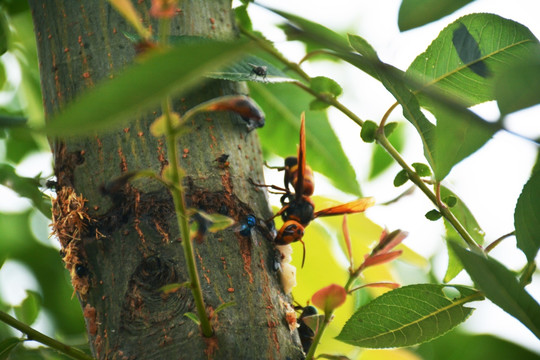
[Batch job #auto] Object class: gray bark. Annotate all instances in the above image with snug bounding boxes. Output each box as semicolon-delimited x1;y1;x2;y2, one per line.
30;1;303;358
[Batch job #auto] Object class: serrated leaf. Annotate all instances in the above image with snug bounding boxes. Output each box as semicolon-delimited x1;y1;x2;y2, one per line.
208;54;295;83
407;13;540;108
336;284;480;348
398;0;474;31
441;186;484;282
14;290;41;325
250;82;361;196
514;171;540;262
0;338;21;360
44;40;251;136
451;244;540;339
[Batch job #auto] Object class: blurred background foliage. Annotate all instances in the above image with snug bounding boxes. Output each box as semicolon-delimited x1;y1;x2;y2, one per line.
0;0;88;349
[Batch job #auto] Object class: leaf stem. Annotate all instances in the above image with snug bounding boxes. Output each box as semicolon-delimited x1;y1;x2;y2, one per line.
247;28;482;252
0;310;95;360
162;98;213;337
304;310;333;360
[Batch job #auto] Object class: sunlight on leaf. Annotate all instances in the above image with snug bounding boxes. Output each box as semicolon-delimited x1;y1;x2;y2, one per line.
398;0;474;31
451;244;540;339
514;171;540;262
337;284;481;348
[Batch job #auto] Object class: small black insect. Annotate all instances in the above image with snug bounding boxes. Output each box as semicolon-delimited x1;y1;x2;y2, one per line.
248;63;268;82
215;154;230;168
75;264;89;277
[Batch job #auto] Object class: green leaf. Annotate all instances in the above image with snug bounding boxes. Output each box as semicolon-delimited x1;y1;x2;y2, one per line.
443;195;457;208
0;338;21;360
451;244;540;339
431;103;495;180
310;76;343;97
235;5;252;32
159;282;191;294
184;312;200;325
398;0;474;31
215;301;236;314
0;164;51;218
0;115;27;127
347;33;377;59
360;120;377;143
369;124;405;180
425;209;442;221
514;171;540;262
348;34;437;170
393;169;409;187
192;210;235;233
14;290;42;325
407;13;540;108
415;330;540;360
441;186;484;282
44;40;251;136
411;162;432;177
208;54;295;83
336;284;481;348
0;11;9;56
496;53;540;115
250;82;361;196
383;122;399;137
266;6;351;52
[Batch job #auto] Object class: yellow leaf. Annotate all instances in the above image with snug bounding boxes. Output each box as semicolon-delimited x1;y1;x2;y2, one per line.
358;348;422;360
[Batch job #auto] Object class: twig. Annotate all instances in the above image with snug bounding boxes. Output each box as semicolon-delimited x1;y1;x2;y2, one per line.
0;311;95;360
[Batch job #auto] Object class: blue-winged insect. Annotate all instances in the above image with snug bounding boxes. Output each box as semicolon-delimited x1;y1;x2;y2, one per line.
239;214;257;236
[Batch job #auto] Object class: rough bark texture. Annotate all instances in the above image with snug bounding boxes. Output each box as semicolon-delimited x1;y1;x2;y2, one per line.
30;1;303;359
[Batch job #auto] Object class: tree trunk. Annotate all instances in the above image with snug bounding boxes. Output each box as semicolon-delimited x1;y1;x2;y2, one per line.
30;1;303;359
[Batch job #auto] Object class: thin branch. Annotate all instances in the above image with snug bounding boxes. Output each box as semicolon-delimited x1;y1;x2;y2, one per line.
484;231;516;253
0;311;95;360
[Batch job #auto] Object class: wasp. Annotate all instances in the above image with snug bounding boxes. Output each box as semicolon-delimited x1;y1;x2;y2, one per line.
296;305;319;354
258;113;374;267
